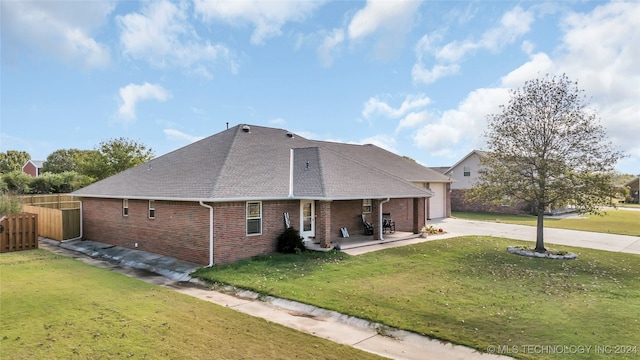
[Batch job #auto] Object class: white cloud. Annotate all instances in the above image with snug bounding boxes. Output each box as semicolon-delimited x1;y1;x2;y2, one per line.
413;5;535;84
193;0;323;45
356;135;398;153
412;87;509;156
500;52;554;87
317;29;345;67
362;94;432;120
412;1;640;170
553;1;640;169
411;63;460;84
118;1;236;79
521;40;535;55
397;111;429;133
348;0;421;59
118;83;171;121
1;1;113;68
348;0;421;40
163;129;204;143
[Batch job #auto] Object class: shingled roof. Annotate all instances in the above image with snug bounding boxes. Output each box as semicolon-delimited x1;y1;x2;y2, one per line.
73;124;438;201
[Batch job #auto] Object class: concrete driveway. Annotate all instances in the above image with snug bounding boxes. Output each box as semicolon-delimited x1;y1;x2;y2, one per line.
343;217;640;256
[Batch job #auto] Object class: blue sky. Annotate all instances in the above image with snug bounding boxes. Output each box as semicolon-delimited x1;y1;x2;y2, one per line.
1;1;638;174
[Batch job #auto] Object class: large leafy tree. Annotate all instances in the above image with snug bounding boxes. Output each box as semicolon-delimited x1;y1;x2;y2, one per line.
76;138;154;181
0;150;31;174
42;148;85;174
468;74;624;252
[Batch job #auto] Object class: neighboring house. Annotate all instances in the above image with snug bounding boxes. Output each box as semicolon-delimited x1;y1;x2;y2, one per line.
437;150;527;215
73;124;452;266
443;150;487;190
22;160;43;177
625;176;640;203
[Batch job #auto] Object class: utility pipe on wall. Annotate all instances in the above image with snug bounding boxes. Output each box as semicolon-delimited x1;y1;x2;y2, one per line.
199;201;214;267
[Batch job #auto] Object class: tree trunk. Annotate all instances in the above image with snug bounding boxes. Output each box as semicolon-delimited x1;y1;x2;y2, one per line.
535;208;546;252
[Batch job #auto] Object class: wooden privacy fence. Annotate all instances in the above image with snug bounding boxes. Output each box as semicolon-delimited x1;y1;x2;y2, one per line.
0;213;38;253
22;205;80;241
18;195;81;241
20;194;79;209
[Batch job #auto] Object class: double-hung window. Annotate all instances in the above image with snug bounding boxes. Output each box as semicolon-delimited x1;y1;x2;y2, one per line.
246;201;262;235
463;167;471;177
122;199;129;216
148;200;155;219
362;199;372;213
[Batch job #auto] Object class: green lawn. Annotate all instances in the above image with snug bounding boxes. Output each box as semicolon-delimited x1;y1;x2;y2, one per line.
452;209;640;236
0;250;383;360
193;237;640;360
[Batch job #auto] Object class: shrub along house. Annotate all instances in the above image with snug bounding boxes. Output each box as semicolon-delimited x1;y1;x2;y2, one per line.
73;124;451;265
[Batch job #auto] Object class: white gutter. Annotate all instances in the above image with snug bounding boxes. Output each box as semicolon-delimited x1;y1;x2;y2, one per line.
379;198;390;240
288;148;294;198
61;201;83;243
199;201;214;267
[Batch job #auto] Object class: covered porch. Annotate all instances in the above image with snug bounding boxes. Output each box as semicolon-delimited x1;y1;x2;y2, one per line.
304;230;421;252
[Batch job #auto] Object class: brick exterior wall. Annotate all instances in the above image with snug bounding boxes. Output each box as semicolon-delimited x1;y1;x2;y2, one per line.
212;200;298;265
330;200;367;237
328;198;425;238
315;201;332;247
450;189;528;215
81;196;430;265
82;198;211;264
82;198;300;266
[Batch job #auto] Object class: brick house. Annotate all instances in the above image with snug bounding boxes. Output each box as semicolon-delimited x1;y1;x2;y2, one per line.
435;150;527;214
625;176;640;203
73;124;452;265
22;160;43;177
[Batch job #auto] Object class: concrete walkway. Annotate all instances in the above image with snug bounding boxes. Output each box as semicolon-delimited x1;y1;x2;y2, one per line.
40;238;505;360
37;217;639;360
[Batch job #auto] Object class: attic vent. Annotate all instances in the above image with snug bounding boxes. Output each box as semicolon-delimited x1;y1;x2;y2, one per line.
286;132;294;138
242;125;250;133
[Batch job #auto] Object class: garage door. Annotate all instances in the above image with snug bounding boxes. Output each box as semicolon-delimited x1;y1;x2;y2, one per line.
429;183;445;219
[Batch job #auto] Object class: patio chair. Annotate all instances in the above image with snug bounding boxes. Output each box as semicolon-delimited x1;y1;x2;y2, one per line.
361;214;374;235
382;212;396;234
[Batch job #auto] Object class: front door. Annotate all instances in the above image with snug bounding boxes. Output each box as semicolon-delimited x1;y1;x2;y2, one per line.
300;200;315;241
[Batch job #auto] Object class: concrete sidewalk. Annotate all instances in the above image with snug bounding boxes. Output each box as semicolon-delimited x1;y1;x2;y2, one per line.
39;238;505;360
37;218;638;360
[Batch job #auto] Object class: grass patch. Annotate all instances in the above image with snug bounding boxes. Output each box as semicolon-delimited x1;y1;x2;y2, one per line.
193;237;640;359
0;250;384;360
452;209;640;236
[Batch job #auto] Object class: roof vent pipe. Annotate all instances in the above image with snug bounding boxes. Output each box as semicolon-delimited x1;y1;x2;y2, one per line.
242;125;250;133
286;132;294;138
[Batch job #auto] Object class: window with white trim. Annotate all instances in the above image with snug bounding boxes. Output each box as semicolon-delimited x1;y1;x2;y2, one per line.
246;201;262;235
122;199;129;216
362;199;372;213
463;167;471;177
148;200;155;219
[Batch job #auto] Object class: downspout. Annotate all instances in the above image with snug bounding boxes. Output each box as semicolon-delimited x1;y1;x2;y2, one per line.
288;148;294;198
199;201;214;267
62;201;83;242
379;198;390;241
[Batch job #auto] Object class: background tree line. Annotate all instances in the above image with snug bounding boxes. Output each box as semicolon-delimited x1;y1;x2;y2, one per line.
0;138;154;195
